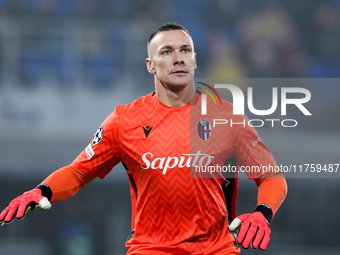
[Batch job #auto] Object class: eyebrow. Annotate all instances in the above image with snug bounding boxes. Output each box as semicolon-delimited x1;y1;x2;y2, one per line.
159;44;192;51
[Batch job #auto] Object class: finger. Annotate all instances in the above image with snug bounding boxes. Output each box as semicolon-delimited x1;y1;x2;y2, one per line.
242;224;258;249
0;207;9;221
17;201;31;219
237;213;250;222
18;201;39;220
0;207;10;225
4;204;19;223
259;229;271;250
236;220;251;244
229;217;242;231
252;227;265;249
38;197;51;210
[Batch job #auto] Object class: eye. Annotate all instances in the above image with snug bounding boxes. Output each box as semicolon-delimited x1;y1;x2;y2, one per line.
162;50;171;55
181;48;191;53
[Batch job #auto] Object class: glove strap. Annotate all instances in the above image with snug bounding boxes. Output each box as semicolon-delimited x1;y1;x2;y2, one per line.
36;184;53;201
254;203;273;224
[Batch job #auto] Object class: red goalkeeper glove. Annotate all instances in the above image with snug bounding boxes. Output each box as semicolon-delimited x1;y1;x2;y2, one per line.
229;204;273;250
0;186;52;226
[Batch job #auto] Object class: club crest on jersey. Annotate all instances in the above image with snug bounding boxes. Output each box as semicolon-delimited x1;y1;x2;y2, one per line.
92;126;103;145
197;119;212;141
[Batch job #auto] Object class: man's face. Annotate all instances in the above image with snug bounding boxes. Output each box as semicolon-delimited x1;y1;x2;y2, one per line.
146;30;197;91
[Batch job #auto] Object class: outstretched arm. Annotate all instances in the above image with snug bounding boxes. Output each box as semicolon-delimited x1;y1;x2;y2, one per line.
0;164;95;226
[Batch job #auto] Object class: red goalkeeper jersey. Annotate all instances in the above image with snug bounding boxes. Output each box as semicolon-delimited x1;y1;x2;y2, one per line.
73;91;277;254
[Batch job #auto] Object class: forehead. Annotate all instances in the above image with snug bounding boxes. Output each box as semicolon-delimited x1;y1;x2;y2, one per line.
149;30;194;51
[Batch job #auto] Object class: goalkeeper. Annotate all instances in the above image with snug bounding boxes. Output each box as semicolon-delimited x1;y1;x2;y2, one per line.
0;23;287;254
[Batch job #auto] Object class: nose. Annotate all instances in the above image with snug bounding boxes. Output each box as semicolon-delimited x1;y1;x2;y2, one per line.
173;51;184;65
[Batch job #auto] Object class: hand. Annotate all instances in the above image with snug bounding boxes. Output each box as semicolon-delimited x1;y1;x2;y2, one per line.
229;212;271;250
0;189;51;226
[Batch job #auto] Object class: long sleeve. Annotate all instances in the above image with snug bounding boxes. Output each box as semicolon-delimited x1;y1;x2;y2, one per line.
255;172;288;216
40;164;96;202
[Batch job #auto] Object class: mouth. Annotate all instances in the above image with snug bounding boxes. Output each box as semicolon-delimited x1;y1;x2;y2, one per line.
171;70;188;75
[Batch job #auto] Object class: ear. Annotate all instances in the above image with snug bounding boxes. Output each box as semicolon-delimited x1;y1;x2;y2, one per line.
146;58;155;74
194;53;197;70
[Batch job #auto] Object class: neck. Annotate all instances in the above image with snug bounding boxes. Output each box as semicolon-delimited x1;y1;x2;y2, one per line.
155;81;196;107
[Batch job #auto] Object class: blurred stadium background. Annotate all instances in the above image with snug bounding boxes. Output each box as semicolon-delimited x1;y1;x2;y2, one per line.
0;0;339;254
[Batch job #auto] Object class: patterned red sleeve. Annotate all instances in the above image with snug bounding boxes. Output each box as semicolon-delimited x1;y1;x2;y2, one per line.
72;107;122;179
41;164;96;202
